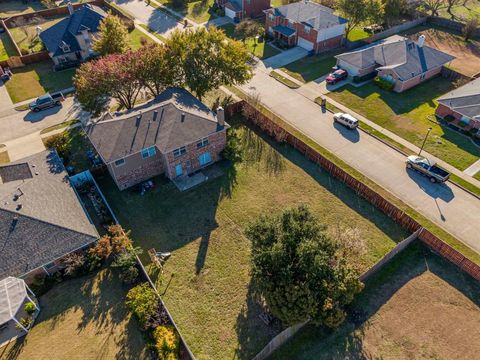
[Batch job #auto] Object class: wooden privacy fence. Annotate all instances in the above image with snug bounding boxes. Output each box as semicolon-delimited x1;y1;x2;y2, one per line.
226;101;480;281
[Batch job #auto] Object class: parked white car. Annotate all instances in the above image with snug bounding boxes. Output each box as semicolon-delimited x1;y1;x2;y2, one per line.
333;113;359;129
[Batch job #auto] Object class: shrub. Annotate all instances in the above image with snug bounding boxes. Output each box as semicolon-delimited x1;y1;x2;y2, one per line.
126;283;159;328
108;225;133;254
120;266;139;284
45;133;70;160
153;325;180;360
444;114;455;122
16;316;32;330
374;76;394;91
222;130;243;163
24;302;36;315
62;252;86;276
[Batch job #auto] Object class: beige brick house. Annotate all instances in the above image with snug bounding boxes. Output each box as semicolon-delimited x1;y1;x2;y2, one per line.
86;88;229;190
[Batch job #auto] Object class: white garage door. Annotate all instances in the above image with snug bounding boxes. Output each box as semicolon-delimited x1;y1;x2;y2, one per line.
297;37;314;51
337;60;358;76
225;7;236;20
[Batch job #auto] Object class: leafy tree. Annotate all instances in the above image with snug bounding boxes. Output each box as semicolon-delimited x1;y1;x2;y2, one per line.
336;0;368;37
246;205;363;327
136;44;181;96
126;283;159;328
166;27;252;100
90;235;113;259
74;52;143;113
420;0;445;16
383;0;406;27
92;14;130;56
366;0;385;25
445;0;461;19
235;20;261;42
463;17;479;41
108;225;133;254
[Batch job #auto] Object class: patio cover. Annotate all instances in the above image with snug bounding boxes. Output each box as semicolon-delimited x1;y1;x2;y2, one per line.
272;25;296;37
0;277;31;325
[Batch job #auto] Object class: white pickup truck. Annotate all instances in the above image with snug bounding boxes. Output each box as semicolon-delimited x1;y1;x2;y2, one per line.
406;155;450;183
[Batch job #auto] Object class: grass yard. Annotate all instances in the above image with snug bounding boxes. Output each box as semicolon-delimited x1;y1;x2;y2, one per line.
219;24;280;59
270;241;480;359
0;0;46;17
347;27;370;42
43;127;93;174
156;0;217;23
0;32;18;61
97;116;407;360
5;60;75;103
128;28;153;50
9;16;65;54
270;70;300;88
474;172;480;181
402;25;480;77
0;268;150;360
328;78;480;171
281;53;337;83
437;0;480;20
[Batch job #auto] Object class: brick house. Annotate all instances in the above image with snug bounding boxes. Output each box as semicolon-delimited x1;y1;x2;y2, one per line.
39;3;106;67
86;88;229;191
264;1;347;53
436;77;480;135
0;150;99;284
217;0;270;21
335;35;455;92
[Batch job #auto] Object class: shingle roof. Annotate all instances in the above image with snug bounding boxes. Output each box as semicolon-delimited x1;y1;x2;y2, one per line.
437;78;480;119
39;4;106;56
336;35;455;79
272;1;347;31
86;88;227;163
0;150;98;279
272;24;296;37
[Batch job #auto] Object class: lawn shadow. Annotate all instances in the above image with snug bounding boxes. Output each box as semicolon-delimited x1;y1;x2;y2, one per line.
405;168;455;203
333;121;360;143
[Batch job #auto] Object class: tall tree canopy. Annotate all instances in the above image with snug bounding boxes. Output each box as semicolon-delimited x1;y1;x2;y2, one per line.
246;205;363;327
92;14;130;55
383;0;406;27
166;27;252;100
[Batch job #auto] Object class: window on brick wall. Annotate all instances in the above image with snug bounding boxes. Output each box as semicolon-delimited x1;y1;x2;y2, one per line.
114;158;125;167
269;13;274;21
173;146;187;157
141;146;156;159
197;137;209;149
304;25;310;34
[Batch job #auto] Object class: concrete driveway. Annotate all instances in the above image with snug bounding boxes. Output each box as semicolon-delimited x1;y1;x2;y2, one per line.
241;68;480;254
0;97;81;143
262;46;308;69
114;0;183;37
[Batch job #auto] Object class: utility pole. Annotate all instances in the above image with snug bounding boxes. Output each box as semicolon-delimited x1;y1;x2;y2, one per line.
418;127;432;157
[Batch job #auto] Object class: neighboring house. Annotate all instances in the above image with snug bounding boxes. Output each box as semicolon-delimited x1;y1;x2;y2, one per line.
0;150;99;283
39;2;106;67
86;88;229;191
217;0;270;21
436;77;480;133
264;1;347;53
335;35;455;92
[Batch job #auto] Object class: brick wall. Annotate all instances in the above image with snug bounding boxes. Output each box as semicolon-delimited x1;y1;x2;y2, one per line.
314;34;343;53
226;100;480;281
243;0;270;18
164;130;227;179
435;103;457;119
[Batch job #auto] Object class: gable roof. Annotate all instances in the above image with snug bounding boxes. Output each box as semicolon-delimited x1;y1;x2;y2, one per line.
271;1;347;31
0;150;98;279
437;78;480;119
336;35;455;79
39;4;106;56
86;88;227;163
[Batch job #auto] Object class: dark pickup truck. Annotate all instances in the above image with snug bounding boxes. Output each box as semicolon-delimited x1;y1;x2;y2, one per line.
29;92;64;112
406;155;450;183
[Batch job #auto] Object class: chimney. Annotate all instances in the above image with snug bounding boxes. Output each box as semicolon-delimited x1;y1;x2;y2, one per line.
36;26;42;37
181;113;185;122
216;107;225;127
153;110;158;121
417;34;425;48
67;1;74;16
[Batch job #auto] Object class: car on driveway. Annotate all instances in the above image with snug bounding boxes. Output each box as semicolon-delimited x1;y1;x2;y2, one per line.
333;113;359;129
406;155;450;183
29;92;64;112
326;69;348;85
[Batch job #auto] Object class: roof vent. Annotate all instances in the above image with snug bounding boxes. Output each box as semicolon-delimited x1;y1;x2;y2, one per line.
181;113;185;122
16;204;22;211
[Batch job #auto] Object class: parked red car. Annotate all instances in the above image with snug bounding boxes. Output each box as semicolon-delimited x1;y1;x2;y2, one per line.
326;69;348;84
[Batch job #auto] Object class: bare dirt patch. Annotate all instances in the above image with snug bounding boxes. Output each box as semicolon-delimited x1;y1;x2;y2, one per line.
406;26;480;77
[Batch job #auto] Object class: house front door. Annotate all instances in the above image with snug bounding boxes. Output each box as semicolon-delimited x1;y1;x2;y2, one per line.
175;164;183;177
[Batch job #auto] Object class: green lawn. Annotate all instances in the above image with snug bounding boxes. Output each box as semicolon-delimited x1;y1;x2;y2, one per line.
270;241;480;359
437;0;480;20
219;23;280;59
139;24;167;43
156;0;217;23
281;53;337;83
97;116;407;360
474;172;480;181
0;32;18;61
128;28;153;50
5;60;75;103
328;77;480;171
0;268;150;359
270;70;300;88
9;16;65;54
0;0;46;17
347;27;370;42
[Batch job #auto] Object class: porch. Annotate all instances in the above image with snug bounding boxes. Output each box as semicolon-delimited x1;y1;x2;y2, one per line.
271;25;296;48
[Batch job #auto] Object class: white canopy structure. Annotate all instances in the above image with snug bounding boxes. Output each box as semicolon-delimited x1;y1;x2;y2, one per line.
0;277;39;333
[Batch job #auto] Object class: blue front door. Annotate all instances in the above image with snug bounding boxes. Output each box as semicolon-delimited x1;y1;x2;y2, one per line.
198;152;212;166
175;164;183;177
